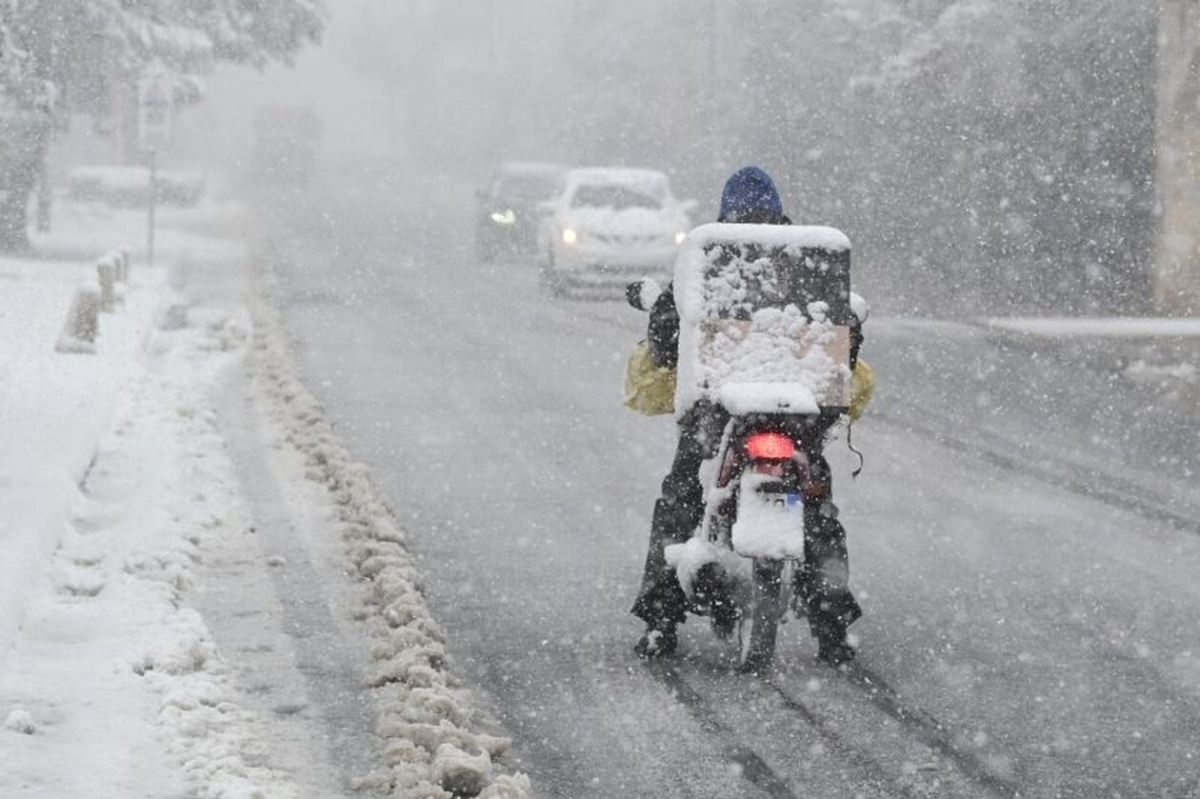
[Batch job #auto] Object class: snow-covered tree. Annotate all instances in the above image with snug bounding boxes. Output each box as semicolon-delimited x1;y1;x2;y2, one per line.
774;0;1157;315
0;0;325;251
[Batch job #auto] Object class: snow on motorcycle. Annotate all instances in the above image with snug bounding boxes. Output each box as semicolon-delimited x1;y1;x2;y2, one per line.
627;222;858;673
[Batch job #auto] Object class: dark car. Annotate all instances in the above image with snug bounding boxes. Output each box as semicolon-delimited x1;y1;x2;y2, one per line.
475;162;566;262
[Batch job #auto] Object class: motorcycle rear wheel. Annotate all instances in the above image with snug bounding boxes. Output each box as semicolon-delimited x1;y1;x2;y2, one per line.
737;559;787;674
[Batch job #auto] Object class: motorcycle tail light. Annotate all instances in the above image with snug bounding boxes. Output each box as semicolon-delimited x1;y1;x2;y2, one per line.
744;432;795;461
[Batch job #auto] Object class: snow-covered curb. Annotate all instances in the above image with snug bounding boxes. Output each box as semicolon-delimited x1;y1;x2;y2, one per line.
245;289;532;798
981;316;1200;338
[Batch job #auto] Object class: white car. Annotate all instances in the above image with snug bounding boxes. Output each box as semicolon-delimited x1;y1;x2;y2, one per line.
537;167;695;295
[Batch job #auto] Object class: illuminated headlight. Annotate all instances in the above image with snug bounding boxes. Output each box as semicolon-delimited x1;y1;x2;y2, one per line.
674;231;687;245
490;209;516;225
561;227;579;245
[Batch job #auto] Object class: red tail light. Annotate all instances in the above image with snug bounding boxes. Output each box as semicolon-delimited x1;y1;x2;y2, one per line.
744;432;795;461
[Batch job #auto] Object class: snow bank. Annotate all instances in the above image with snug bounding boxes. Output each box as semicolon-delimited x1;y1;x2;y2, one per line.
246;293;532;798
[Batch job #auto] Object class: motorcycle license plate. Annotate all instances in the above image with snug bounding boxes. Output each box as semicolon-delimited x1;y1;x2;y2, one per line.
731;491;806;559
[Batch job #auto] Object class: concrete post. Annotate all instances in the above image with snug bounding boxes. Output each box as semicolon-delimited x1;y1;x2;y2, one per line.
55;284;100;354
97;257;116;312
116;248;130;283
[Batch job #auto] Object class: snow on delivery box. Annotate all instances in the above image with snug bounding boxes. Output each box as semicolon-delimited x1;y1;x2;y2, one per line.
673;223;854;418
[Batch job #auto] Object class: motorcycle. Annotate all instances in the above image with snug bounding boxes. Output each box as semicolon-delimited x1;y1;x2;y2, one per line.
627;222;857;673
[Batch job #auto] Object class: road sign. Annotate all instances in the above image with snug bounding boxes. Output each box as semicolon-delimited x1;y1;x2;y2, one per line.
137;73;172;153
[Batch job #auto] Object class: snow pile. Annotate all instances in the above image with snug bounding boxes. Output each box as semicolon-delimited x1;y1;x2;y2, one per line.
5;707;35;735
247;297;531;798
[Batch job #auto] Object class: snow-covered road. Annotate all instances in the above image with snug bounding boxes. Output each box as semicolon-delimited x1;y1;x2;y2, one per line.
9;182;1195;797
258;178;1200;798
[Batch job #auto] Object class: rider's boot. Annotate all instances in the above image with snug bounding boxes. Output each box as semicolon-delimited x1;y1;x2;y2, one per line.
632;497;699;658
795;501;861;666
634;623;678;659
811;609;858;666
692;562;737;639
817;636;856;667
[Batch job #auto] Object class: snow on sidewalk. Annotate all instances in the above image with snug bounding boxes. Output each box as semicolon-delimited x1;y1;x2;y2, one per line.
0;200;309;797
0;198;531;798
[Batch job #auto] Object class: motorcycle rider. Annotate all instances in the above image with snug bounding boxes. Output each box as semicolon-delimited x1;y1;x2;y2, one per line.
631;166;864;666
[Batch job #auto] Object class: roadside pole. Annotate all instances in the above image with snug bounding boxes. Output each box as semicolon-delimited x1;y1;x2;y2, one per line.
137;71;172;268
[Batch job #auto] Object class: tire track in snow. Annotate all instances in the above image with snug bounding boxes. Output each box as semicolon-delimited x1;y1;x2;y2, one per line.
647;656;1022;798
772;663;1021;798
646;662;799;799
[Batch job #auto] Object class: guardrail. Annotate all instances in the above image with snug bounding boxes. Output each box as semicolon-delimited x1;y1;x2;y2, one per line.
56;248;132;354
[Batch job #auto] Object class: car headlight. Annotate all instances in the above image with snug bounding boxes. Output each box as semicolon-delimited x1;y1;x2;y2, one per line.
561;227;579;245
674;231;687;245
490;209;516;225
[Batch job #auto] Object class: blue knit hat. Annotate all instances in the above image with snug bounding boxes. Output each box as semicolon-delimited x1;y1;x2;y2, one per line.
718;166;783;222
